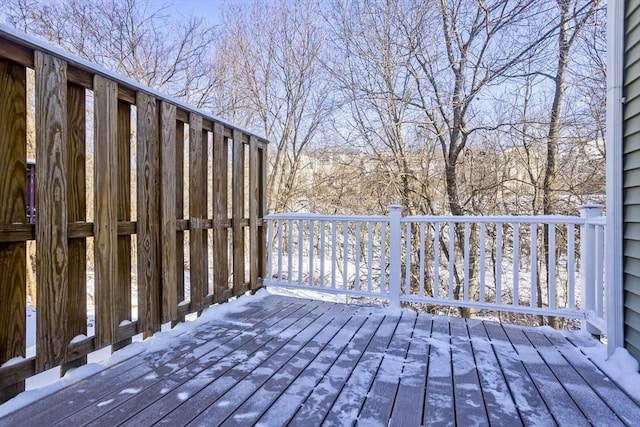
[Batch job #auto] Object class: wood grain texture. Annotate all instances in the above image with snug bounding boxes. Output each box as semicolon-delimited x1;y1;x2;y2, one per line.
62;83;87;374
259;146;268;282
189;113;206;311
0;59;27;402
249;137;259;291
94;75;119;349
175;121;185;306
35;52;69;372
115;99;132;350
136;91;161;338
160;101;177;323
232;129;245;296
201;128;209;298
213;123;229;302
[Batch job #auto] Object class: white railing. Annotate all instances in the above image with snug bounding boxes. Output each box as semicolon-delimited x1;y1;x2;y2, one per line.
264;204;606;331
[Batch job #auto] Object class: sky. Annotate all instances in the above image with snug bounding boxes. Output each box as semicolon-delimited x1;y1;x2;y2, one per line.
168;0;253;25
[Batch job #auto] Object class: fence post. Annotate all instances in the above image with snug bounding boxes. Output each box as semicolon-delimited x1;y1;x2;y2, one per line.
579;203;605;334
389;205;403;309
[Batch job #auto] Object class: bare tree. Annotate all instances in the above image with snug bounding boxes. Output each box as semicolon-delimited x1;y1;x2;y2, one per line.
211;0;334;213
1;0;218;107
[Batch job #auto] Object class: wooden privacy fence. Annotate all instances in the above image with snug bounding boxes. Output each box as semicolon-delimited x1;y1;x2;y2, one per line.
0;26;268;402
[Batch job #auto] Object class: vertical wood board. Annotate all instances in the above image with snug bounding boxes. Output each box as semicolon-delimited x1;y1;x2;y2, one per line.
0;59;27;378
232;129;245;295
212;123;229;301
136;91;161;337
160;101;177;322
116;100;132;329
188;113;205;310
35;52;69;371
175;121;185;305
249;137;259;290
93;75;119;348
64;83;87;368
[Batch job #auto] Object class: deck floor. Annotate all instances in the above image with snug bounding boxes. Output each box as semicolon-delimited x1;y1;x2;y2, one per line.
2;294;640;426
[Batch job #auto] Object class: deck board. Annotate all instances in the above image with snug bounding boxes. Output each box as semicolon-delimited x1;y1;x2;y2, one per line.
2;294;640;427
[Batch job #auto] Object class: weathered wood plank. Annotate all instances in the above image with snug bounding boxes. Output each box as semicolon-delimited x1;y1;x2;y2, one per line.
357;312;417;425
232;129;245;296
188;303;349;425
120;302;322;426
62;83;87;374
201;128;209;298
449;317;489;425
213;123;229;302
522;328;623;425
146;302;326;425
35;51;69;372
175;120;185;309
259;146;267;281
423;316;455;424
502;324;588;425
160;101;178;323
41;304;284;426
249;136;259;291
482;321;555;425
189;113;206;311
466;319;522;426
114;99;132;351
317;313;403;426
223;305;358;426
546;332;640;425
389;315;432;427
257;310;382;426
136;91;161;338
0;58;27;402
93;75;119;349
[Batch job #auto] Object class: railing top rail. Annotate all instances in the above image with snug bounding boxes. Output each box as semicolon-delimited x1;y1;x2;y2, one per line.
0;24;268;144
265;212;594;225
403;214;587;225
264;213;390;221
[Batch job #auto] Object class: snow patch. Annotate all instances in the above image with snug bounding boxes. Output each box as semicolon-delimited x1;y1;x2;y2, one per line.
119;387;142;395
178;392;189;401
70;334;88;344
583;345;640;401
0;363;103;417
0;357;26;368
96;398;114;407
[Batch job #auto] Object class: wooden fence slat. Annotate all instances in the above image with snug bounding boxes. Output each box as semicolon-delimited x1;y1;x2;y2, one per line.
260;145;268;281
114;99;132;351
189;113;206;311
249;136;259;291
160;101;177;322
62;83;87;374
213;123;229;302
137;91;161;337
35;52;69;372
202;128;209;297
94;75;119;349
175;121;185;308
232;129;245;295
0;58;27;402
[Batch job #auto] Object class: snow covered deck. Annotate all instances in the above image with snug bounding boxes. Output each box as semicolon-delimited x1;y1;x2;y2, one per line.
1;293;639;426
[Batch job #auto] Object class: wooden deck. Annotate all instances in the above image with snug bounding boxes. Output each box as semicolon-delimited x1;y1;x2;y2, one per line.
1;294;639;426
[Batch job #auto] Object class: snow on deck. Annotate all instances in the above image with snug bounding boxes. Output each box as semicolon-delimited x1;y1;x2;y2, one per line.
1;292;639;426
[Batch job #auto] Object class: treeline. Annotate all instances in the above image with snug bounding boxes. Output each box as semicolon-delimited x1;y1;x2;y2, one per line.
1;0;606;217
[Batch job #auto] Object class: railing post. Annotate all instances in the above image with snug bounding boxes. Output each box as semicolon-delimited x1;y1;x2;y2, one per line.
579;203;605;334
389;205;403;309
